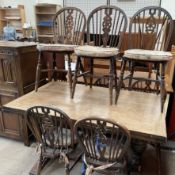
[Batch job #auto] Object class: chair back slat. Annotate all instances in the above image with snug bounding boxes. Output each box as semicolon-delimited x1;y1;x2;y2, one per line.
128;6;173;51
26;106;74;154
74;117;130;163
87;5;128;48
53;7;86;45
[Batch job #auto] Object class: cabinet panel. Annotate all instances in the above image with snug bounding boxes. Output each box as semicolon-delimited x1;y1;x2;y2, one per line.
0;92;21;139
0;52;17;85
20;48;38;87
0;111;22;139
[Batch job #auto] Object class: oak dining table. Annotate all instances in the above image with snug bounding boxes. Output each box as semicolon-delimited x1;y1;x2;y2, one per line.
3;81;169;174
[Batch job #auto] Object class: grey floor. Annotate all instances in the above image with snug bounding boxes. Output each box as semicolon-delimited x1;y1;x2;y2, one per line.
0;137;175;175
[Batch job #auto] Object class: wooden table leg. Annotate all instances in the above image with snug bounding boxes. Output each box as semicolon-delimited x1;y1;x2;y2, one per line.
22;114;30;146
129;139;147;173
156;143;161;175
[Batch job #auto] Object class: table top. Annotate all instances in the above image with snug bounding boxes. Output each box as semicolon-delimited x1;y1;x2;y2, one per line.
0;41;36;48
4;81;168;143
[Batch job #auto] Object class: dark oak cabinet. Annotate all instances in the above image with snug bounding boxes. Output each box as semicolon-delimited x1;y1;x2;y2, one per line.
0;41;38;142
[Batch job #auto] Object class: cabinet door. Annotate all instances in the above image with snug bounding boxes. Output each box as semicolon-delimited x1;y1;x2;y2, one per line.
0;50;17;86
0;93;23;140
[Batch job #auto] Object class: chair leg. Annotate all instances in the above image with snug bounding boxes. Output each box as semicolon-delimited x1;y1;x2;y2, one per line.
145;63;153;91
128;61;134;90
81;160;87;175
160;62;166;113
69;152;83;171
156;143;161;175
79;58;88;85
67;54;72;98
115;59;126;104
89;58;94;88
35;51;42;92
65;162;70;175
52;52;57;81
113;58;118;98
109;57;114;105
29;153;43;175
155;63;160;94
60;152;70;175
71;56;81;98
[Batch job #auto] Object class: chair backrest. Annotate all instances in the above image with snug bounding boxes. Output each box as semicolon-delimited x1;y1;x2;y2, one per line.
128;6;174;51
26;106;74;153
86;5;128;48
74;117;130;163
53;7;86;45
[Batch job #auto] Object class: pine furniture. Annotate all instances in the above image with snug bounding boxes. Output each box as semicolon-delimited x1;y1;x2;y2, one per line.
0;5;26;37
35;3;61;43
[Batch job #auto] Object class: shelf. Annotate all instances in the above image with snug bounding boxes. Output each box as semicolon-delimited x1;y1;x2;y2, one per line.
38;34;53;38
37;25;52;27
5;16;21;20
0;5;26;37
1;17;21;21
35;12;55;15
16;28;23;32
35;4;61;43
35;3;58;7
1;19;21;22
0;8;19;10
37;21;53;27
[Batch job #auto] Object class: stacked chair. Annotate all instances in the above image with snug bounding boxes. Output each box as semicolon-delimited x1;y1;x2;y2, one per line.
115;6;173;112
71;5;128;105
35;7;86;97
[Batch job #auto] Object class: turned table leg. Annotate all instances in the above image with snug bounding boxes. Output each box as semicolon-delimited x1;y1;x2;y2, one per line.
129;139;147;173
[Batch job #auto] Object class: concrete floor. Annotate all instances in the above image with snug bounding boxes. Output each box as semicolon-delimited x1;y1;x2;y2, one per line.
0;137;175;175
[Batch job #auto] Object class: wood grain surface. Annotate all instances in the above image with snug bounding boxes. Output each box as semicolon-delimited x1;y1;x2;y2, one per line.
4;81;168;143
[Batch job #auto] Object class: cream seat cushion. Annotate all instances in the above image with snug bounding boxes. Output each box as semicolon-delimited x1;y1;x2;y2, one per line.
37;43;77;52
74;45;119;58
124;49;172;61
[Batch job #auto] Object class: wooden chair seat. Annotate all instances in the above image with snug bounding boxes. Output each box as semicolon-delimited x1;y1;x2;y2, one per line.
74;45;119;58
37;43;77;52
41;147;72;159
124;49;172;61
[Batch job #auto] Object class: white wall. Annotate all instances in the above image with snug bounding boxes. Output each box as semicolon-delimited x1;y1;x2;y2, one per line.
1;0;174;27
64;0;160;17
0;0;63;27
161;0;175;19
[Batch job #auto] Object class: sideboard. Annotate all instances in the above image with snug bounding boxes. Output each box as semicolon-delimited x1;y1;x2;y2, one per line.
0;41;38;142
